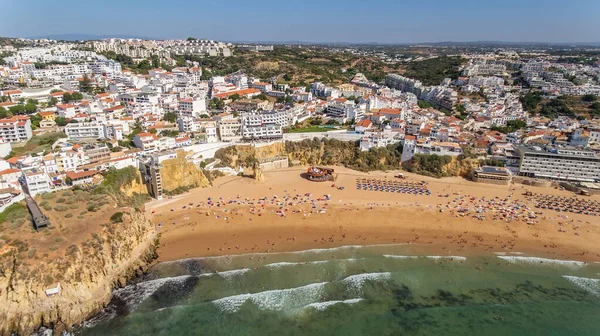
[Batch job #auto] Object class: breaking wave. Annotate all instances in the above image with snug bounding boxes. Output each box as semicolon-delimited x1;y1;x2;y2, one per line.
563;276;600;296
497;256;586;268
213;282;328;313
304;298;363;311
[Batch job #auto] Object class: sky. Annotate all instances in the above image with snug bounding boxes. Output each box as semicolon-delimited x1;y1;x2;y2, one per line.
1;0;599;43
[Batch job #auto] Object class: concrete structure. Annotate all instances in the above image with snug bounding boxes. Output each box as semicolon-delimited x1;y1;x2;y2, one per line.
517;146;600;182
139;151;177;200
258;157;289;171
472;166;512;185
22;168;52;196
0;116;33;142
218;118;243;142
64;122;105;139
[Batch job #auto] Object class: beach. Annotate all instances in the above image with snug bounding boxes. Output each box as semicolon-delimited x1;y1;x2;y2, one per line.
80;169;600;335
147;166;600;263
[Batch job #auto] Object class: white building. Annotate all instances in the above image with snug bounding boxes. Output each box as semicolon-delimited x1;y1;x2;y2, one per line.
64;122;105;139
22;168;52;196
517;145;600;182
242;124;283;140
178;98;207;118
218;118;243;142
0;116;33;142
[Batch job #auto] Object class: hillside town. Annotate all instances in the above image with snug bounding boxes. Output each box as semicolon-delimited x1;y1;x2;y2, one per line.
0;37;599;210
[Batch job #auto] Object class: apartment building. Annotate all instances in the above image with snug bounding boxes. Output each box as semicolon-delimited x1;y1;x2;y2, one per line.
517;146;600;182
218;118;243;142
138;151;177;200
177;98;206;118
177;118;218;142
133;132;159;152
241;110;295;128
64;122;105;139
231;98;269;111
21;168;52;196
250;82;273;92
401;141;463;163
0;116;33;142
241;124;283;140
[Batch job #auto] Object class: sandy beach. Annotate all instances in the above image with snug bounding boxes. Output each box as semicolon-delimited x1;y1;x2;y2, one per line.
146;166;600;263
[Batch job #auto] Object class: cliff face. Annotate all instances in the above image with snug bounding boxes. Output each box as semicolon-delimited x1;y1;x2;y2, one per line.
121;169;148;196
443;157;479;177
160;150;210;192
0;211;158;336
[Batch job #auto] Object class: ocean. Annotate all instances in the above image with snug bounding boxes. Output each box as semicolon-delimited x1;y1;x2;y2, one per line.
78;244;600;336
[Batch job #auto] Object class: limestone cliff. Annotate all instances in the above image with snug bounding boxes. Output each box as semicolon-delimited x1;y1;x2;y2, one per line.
215;143;287;169
120;169;148;196
0;211;158;335
442;157;479;177
160;150;210;192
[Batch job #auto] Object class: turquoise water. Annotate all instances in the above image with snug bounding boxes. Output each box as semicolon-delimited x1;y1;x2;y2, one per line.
78;245;600;336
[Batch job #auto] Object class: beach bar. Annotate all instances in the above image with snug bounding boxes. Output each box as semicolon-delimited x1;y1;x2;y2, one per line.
472;166;512;185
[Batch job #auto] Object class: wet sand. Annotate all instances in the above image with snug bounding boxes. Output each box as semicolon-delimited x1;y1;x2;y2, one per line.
147;166;600;263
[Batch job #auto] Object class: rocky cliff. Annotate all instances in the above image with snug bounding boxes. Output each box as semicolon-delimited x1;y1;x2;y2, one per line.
120;169;149;197
160;150;210;192
442;157;479;177
0;210;158;335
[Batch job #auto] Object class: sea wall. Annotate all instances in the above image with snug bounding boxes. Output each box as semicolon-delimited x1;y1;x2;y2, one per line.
0;211;158;336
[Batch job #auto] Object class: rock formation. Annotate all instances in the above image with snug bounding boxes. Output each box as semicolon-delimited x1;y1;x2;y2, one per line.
160;150;210;193
0;211;158;335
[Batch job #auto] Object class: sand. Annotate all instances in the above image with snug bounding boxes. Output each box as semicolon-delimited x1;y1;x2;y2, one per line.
146;166;600;263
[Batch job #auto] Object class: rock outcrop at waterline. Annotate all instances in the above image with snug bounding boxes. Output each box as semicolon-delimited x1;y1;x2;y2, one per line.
0;211;158;335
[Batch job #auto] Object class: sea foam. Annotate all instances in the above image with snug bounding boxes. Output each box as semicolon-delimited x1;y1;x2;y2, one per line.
304;298;363;311
216;268;250;279
213;282;328;313
497;256;586;269
563;276;600;296
342;272;391;294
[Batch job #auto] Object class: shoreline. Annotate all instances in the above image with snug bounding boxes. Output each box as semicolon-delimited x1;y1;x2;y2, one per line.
148;166;600;264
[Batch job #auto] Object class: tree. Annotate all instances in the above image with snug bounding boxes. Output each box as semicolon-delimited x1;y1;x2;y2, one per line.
520;91;542;113
55;116;68;126
199;114;210;119
30;113;42;129
162;111;177;123
283;73;293;81
456;104;466;113
48;97;58;106
0;107;9;118
209;97;224;110
24;103;37;114
26;98;38;106
582;94;597;102
187;37;197;41
230;93;241;101
309;118;322;126
79;75;93;94
255;93;268;101
417;100;432;109
149;128;157;134
160;129;180;137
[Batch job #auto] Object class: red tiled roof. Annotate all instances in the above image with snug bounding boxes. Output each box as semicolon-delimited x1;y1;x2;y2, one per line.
0;168;20;176
379;108;401;115
66;170;98;180
215;88;261;99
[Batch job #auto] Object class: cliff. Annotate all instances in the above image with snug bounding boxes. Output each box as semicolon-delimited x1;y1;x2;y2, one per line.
442;157;479;177
0;189;158;335
120;169;148;197
160;150;210;192
215;143;287;169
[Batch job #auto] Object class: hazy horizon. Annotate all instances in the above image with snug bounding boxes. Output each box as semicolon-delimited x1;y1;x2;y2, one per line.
1;0;599;43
